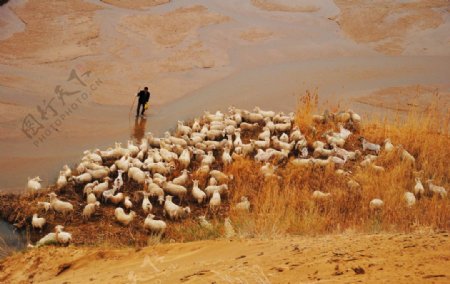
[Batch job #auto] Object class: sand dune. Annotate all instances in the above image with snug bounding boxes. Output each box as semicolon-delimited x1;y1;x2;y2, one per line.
101;0;170;10
1;232;449;283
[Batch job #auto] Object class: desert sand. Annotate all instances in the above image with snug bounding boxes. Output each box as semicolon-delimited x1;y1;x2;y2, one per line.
1;232;449;283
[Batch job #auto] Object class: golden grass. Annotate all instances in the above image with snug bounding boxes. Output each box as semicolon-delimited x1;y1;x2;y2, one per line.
226;93;449;237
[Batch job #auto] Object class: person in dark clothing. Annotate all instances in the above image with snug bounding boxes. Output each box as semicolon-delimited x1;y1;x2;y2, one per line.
136;87;150;116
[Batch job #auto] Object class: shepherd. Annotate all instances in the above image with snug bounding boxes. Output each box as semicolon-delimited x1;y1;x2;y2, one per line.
136;86;151;117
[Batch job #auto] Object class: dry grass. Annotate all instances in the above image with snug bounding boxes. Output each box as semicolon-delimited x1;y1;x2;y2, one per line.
226;92;449;237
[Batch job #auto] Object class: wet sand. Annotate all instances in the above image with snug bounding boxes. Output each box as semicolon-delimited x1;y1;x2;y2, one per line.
0;0;449;191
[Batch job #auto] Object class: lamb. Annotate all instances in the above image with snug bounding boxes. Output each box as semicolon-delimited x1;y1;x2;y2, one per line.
235;196;250;211
27;176;42;193
32;213;46;231
192;180;206;204
291;158;313;167
404;192;416;207
48;193;73;216
114;207;136;226
312;190;331;200
56;171;67;190
37;201;51;212
369;198;384;210
258;127;271;141
82;201;100;220
427;180;447;198
413;178;425;197
145;180;165;204
172;169;190;186
115;155;131;172
360;137;380;154
209;190;221;211
55;225;72;245
144;214;167;236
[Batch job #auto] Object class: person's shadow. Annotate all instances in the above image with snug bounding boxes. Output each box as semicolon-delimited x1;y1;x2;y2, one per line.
132;116;147;143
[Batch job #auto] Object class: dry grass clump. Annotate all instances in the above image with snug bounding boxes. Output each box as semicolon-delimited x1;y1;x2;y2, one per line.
227;93;449;237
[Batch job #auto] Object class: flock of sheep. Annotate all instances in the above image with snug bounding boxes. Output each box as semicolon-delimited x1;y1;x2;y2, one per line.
26;106;447;246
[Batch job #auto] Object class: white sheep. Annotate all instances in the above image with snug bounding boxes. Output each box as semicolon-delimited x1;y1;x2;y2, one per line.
144;214;167;236
198;216;213;230
222;147;232;165
92;178;109;198
369;198;384;210
404;192;416;207
162;181;187;202
209;170;232;184
48;193;73;217
128;167;146;184
224;217;236;238
172;169;189;186
205;184;228;197
163;195;190;220
124;196;133;209
399;146;415;164
36;232;57;247
55;225;72;245
62;165;72;178
191;180;206;204
360;138;380;154
235;196;250;211
141;192;153;213
384;139;394;152
114;170;124;190
312;190;331;200
27;176;42;193
209;190;221;211
82;201;100;220
72;172;93;184
108;192;124;205
413;178;425;197
145;180;165;204
114;207;136;226
86;189;97;204
37;201;51;213
427;180;447;198
56;171;67;190
32;213;46;231
178;148;191;169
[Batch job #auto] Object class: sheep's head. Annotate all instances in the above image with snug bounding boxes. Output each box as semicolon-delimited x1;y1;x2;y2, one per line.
48;192;57;198
33;213;38;218
147;213;156;219
55;225;64;232
165;195;173;201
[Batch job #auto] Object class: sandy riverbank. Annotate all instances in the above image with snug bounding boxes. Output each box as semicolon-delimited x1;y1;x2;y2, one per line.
1;232;449;283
